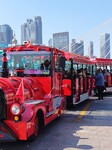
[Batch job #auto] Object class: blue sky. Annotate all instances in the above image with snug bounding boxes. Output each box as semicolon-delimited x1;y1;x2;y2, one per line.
0;0;112;56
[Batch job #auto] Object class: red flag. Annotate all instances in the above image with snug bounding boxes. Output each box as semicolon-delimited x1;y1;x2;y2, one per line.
15;79;25;104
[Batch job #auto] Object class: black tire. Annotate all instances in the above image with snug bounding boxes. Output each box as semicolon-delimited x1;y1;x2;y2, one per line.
28;116;39;142
0;88;6;120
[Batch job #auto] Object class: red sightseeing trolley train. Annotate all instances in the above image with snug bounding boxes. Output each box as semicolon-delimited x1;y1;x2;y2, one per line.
0;42;112;142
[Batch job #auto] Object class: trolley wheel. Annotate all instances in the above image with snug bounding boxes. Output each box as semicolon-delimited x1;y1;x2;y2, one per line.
33;117;39;137
28;116;39;142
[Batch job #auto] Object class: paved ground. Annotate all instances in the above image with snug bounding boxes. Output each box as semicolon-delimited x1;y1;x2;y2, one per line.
72;95;112;150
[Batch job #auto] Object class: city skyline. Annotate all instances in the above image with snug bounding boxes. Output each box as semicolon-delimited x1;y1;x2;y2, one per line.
0;19;112;58
0;21;112;58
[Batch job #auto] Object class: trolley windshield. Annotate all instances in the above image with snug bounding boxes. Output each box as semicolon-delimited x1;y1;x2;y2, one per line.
7;51;51;76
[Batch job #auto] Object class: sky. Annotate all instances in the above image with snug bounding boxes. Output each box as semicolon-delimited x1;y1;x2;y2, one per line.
0;0;112;57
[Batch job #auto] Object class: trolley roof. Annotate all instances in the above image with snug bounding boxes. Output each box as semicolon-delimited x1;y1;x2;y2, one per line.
90;58;112;65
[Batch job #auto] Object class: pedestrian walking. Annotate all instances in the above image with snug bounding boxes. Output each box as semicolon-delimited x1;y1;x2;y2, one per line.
95;69;105;100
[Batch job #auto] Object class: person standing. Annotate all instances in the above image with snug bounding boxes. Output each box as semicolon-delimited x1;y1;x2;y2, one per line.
95;69;105;100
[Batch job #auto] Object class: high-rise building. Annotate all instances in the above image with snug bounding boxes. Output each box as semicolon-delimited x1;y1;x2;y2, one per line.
21;16;42;44
100;33;110;58
53;32;69;52
88;41;94;57
48;38;52;47
71;39;84;56
70;39;75;53
0;24;13;44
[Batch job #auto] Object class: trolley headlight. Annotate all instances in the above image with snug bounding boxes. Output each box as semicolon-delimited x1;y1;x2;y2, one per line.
11;103;21;115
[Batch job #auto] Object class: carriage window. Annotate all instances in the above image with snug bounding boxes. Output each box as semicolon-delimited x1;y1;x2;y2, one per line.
88;65;93;75
65;60;71;71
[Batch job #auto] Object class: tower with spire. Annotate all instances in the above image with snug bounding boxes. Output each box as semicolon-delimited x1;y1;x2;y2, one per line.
12;33;17;45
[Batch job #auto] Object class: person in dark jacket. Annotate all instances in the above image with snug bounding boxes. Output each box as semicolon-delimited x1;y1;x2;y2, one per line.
95;69;105;100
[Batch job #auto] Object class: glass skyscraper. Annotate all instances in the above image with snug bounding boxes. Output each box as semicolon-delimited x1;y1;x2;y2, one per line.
48;38;52;47
0;24;13;44
89;41;94;57
53;32;69;52
71;39;84;56
100;33;110;58
21;16;42;44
